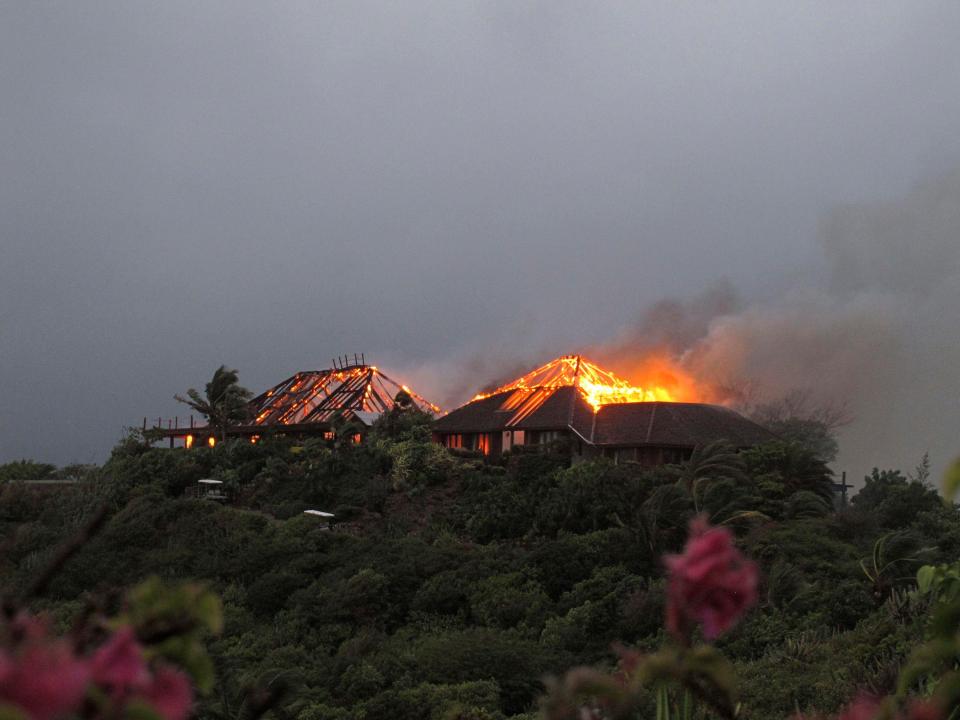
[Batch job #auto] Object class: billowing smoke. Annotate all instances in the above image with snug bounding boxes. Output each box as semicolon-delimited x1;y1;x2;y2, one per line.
399;170;960;486
392;353;540;413
599;169;960;484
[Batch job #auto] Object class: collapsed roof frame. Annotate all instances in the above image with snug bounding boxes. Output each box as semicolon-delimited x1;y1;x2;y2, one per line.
151;361;441;444
248;363;441;426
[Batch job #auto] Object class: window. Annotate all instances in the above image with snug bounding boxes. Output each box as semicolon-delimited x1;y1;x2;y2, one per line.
444;434;463;449
477;433;491;456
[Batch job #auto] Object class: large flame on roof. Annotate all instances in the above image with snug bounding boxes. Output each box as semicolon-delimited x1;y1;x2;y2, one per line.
473;355;703;411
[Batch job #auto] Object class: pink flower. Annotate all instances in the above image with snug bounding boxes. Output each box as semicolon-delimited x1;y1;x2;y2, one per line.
906;700;942;720
664;516;758;640
0;641;90;720
836;695;883;720
91;627;149;693
138;665;193;720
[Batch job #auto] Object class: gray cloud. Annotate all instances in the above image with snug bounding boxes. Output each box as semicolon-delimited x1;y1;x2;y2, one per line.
1;2;959;480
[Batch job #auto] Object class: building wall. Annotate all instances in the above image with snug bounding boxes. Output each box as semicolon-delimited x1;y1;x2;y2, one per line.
435;429;695;467
436;431;501;456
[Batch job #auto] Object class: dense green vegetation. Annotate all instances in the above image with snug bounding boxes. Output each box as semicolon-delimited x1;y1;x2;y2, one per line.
0;407;955;719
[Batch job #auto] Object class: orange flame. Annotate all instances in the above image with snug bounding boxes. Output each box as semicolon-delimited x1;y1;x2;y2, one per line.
615;355;706;404
473;354;707;411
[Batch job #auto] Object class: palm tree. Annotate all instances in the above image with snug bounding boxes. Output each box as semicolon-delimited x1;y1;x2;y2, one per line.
784;490;832;519
672;441;747;513
625;482;692;556
175;365;252;442
860;531;936;599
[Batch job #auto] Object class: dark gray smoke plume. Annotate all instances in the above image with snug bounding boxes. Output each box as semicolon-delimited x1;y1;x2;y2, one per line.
591;170;960;485
405;171;960;488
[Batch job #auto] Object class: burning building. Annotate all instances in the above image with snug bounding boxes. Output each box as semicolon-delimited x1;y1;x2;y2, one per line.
432;355;774;464
156;357;441;447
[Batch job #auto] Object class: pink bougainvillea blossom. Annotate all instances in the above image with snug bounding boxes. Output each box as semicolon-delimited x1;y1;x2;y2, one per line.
664;516;758;640
905;700;942;720
0;638;90;720
138;665;193;720
91;626;149;696
835;695;884;720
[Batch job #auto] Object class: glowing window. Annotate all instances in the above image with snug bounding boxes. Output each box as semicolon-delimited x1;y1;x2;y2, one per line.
477;433;491;456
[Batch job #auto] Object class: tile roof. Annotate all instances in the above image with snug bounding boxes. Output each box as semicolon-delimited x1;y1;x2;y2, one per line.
591;402;776;448
434;386;595;433
434;393;775;449
433;354;776;450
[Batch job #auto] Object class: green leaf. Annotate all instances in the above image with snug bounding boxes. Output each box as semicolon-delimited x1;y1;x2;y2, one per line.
917;565;937;594
124;699;165;720
0;703;28;720
126;577;222;641
636;648;684;686
932;669;960;710
898;639;960;694
931;600;960;639
685;645;737;700
193;588;224;635
943;458;960;505
155;635;215;693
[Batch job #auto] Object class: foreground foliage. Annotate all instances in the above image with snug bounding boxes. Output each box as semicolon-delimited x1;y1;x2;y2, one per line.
0;410;956;719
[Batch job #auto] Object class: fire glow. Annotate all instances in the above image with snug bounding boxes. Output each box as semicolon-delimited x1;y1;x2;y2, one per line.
474;355;705;411
248;364;442;426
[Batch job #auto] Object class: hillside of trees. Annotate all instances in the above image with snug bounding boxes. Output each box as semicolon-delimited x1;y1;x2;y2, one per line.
0;405;957;719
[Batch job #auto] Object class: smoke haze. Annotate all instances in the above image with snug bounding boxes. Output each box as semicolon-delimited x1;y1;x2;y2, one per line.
585;170;960;482
419;170;960;484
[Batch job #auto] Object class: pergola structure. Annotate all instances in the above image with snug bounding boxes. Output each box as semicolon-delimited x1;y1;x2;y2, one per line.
154;358;440;448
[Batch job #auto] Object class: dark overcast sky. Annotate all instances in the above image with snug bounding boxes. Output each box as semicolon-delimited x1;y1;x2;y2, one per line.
2;2;959;474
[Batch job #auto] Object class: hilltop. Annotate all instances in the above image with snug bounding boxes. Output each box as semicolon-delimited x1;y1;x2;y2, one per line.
0;407;955;719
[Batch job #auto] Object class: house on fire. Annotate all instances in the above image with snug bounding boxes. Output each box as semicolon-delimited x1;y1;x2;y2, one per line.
432;355;775;464
155;357;441;447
